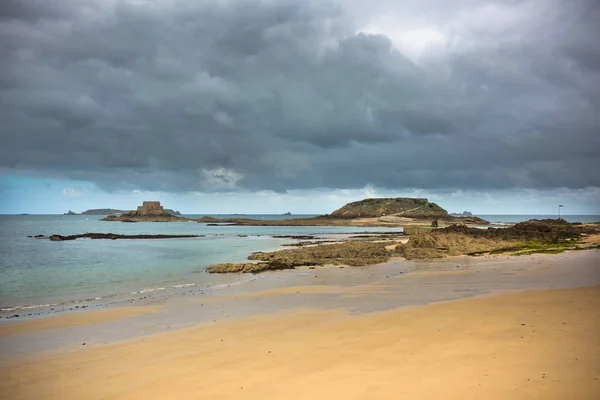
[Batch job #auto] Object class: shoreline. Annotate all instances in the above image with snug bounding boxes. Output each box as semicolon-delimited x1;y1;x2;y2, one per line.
1;239;597;318
1;249;598;358
1;271;599;398
4;217;595;315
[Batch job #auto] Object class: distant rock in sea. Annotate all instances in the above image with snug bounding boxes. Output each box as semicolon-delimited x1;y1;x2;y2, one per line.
450;211;474;217
64;210;77;215
282;212;292;216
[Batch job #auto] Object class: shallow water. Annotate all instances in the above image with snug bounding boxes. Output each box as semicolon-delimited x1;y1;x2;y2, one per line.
0;214;400;311
1;214;597;312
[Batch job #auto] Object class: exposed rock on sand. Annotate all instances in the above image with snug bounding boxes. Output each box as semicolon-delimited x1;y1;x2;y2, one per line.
397;219;598;259
207;219;600;272
207;241;391;273
439;219;595;241
397;232;509;260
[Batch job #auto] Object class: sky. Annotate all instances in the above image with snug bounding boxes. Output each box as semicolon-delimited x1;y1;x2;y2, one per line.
1;0;599;214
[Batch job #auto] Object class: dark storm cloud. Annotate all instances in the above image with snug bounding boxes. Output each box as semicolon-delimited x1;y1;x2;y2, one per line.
1;0;598;192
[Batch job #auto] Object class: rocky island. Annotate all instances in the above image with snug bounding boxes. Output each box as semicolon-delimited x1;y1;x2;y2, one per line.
197;197;488;227
101;197;486;226
102;201;190;222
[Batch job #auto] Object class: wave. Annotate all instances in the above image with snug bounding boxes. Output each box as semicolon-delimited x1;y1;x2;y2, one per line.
1;303;58;312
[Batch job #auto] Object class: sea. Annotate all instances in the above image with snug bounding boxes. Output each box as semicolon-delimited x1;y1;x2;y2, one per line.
0;214;598;314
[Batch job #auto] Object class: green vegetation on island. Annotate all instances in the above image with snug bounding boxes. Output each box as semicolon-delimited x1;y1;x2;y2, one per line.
328;197;446;218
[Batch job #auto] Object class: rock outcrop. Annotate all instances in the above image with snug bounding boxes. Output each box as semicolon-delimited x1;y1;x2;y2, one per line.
396;219;598;260
207;241;391;273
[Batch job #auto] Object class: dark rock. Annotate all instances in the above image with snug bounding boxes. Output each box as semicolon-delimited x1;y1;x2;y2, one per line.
272;235;316;240
46;233;204;241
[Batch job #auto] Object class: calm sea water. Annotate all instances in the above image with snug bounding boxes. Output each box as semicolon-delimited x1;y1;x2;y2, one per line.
0;214;399;311
1;214;597;312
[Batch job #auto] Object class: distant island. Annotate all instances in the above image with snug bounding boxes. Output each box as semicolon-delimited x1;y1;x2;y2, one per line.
102;201;189;222
450;211;473;217
103;198;487;226
328;198;446;219
196;198;488;226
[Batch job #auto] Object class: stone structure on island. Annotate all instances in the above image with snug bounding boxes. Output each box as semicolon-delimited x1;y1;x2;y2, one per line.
101;201;189;222
137;201;165;215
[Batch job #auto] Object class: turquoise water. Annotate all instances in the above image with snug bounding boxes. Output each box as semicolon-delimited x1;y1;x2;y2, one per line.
0;214;400;310
1;214;597;311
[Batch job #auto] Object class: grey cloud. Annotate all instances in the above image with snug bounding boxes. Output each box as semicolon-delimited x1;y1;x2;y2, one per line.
0;0;598;193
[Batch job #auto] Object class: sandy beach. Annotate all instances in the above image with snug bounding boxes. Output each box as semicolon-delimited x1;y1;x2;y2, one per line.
1;250;599;399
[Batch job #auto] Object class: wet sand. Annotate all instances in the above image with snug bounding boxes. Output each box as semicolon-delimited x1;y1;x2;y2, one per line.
0;250;599;398
0;306;162;338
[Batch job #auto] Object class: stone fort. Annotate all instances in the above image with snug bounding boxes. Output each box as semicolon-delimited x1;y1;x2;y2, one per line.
136;201;164;215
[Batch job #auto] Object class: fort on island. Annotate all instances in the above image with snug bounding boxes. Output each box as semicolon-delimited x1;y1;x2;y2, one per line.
101;201;187;222
136;201;165;215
